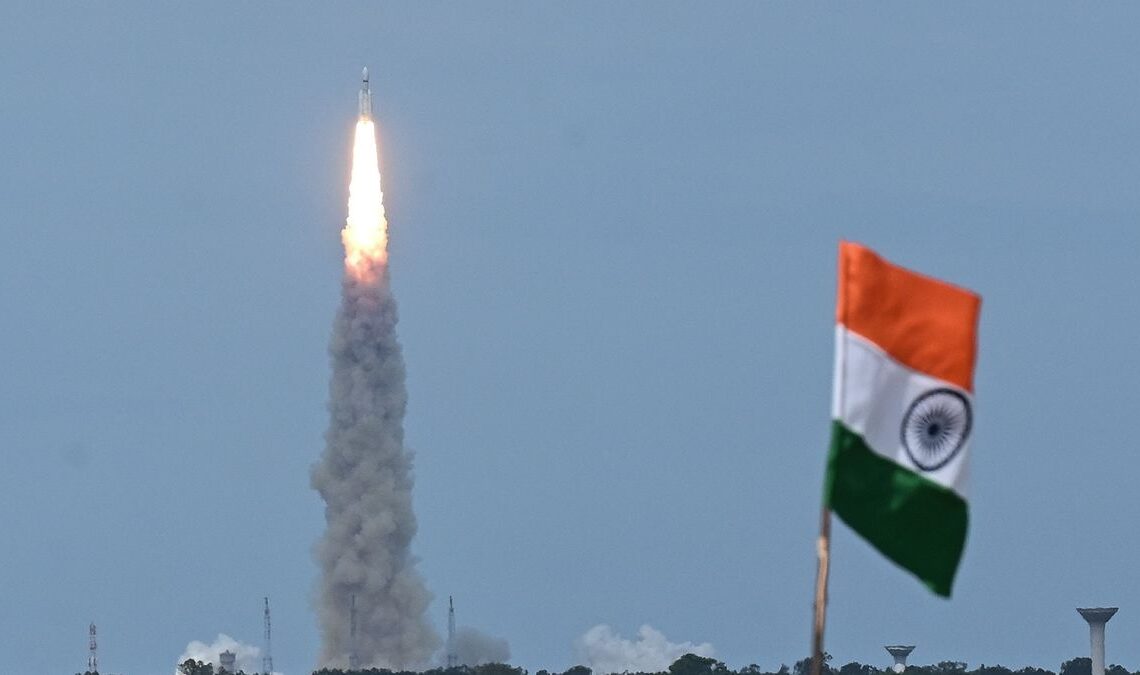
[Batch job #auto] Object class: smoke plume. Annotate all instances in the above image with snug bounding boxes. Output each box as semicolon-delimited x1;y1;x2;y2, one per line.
176;634;266;675
453;626;511;666
575;624;716;675
311;118;439;669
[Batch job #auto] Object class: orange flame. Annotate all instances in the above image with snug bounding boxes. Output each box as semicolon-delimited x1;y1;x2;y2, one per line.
342;119;387;279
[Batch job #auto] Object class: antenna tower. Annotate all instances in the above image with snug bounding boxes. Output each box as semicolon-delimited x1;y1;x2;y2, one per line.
263;597;274;675
447;596;458;668
348;594;359;669
88;622;98;673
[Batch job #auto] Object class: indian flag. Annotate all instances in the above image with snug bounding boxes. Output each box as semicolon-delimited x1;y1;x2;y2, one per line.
826;241;981;597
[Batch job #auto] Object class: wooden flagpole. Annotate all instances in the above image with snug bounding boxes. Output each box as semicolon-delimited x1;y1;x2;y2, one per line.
811;244;848;675
810;506;832;675
811;242;844;675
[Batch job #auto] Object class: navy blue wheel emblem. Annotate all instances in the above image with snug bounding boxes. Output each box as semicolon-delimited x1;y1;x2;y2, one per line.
901;388;972;472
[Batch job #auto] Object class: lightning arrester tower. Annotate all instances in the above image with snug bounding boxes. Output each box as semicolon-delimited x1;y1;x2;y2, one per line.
88;622;98;674
263;596;274;675
1077;607;1118;675
447;596;458;668
349;594;359;669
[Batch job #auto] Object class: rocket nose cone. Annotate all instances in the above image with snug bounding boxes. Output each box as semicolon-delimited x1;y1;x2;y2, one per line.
362;66;369;82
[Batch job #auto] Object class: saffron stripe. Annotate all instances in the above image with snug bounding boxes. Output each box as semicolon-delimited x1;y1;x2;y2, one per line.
837;241;981;392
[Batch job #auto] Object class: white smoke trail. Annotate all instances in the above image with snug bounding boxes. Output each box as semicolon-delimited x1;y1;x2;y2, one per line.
311;119;439;669
575;624;716;675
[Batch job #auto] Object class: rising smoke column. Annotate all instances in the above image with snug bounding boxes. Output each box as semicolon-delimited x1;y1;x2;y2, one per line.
311;116;440;669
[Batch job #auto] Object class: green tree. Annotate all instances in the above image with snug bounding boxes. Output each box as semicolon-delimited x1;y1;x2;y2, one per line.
838;662;883;675
972;665;1013;675
1060;658;1092;675
669;653;729;675
472;663;526;675
179;660;215;675
793;653;834;675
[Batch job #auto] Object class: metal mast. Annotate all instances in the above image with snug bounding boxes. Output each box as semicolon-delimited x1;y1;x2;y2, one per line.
446;596;458;668
263;597;274;675
88;623;98;673
348;594;359;669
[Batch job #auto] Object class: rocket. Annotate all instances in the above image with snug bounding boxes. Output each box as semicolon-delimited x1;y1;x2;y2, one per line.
359;67;372;119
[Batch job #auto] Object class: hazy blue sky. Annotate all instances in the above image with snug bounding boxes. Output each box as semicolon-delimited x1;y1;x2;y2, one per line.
3;3;1140;675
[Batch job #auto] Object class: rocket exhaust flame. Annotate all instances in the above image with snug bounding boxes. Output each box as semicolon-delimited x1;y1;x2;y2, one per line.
311;75;439;670
342;119;387;277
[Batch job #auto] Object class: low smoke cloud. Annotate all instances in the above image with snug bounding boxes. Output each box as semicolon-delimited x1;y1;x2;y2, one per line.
454;626;511;666
575;625;715;675
176;634;270;674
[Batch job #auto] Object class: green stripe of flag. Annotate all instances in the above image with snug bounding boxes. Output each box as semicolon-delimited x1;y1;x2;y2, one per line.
824;421;969;597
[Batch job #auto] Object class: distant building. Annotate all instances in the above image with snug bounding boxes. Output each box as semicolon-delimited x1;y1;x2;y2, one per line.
1077;607;1118;675
219;650;237;674
885;646;915;673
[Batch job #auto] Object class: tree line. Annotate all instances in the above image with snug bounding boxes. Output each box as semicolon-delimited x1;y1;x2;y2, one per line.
75;653;1140;675
303;655;1140;675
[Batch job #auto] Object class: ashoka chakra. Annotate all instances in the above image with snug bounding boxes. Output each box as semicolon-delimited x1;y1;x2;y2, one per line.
901;388;972;472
